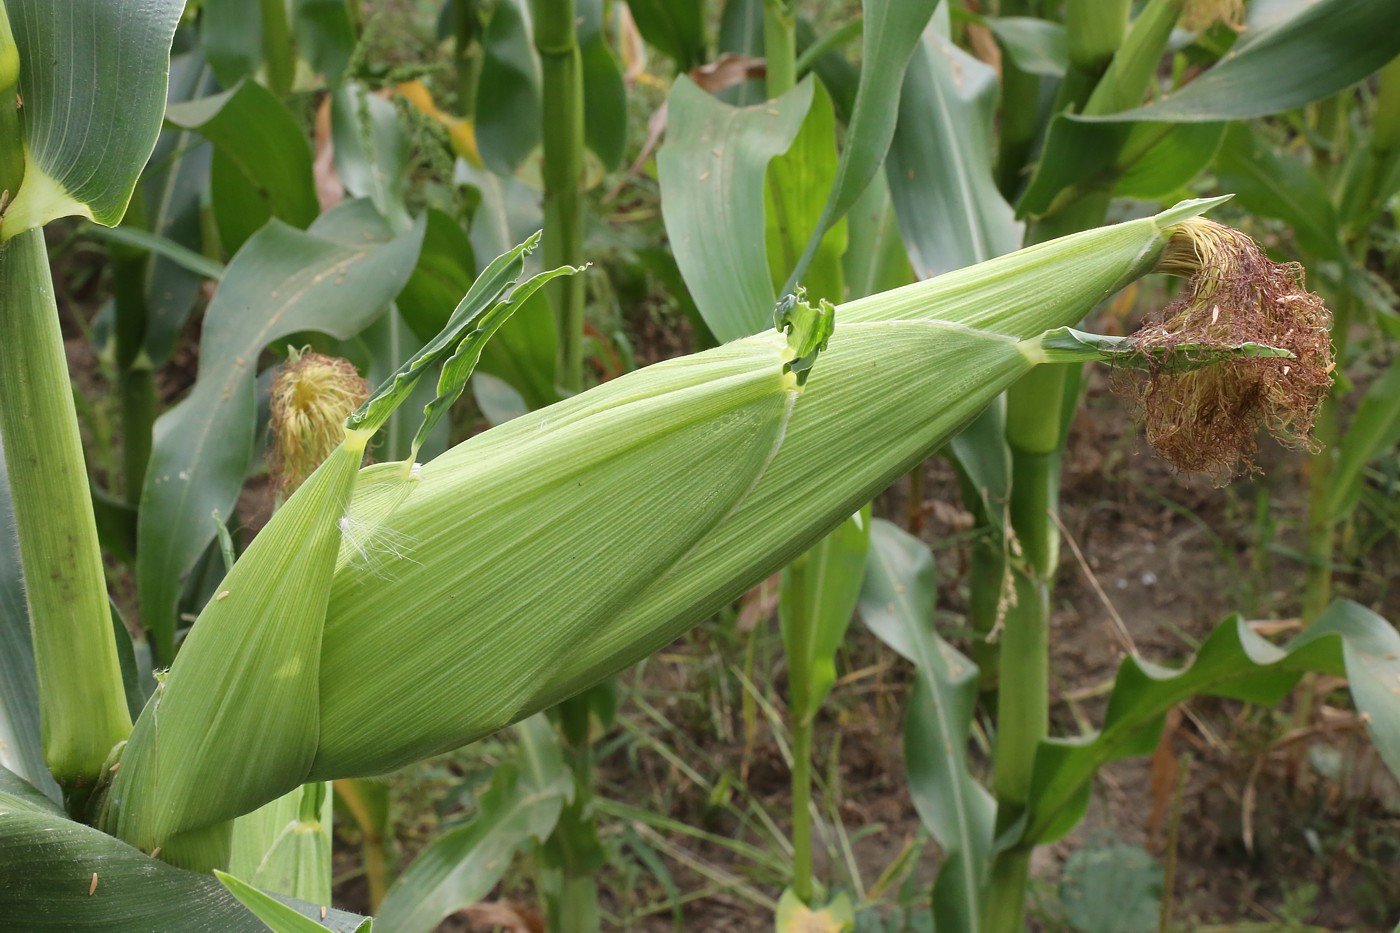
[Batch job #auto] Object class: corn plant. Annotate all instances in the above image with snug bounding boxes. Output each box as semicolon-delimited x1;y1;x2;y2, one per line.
4;3;1400;932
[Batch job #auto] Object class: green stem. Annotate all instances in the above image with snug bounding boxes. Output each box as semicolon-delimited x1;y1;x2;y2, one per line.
763;0;797;100
530;0;586;394
0;0;23;210
1302;288;1351;622
784;552;814;904
548;693;601;933
450;0;484;117
983;845;1034;933
994;53;1039;200
0;230;132;802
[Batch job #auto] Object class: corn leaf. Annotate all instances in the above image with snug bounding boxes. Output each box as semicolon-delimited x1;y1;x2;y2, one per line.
1029;326;1293;371
987;17;1067;78
217;872;369;933
0;781;365;931
1097;0;1400;122
166;79;320;254
886;16;1023;280
0;442;59;802
137;201;424;664
658;76;813;342
135;52;219;364
376;716;570;933
331;84;413;234
782;0;942;293
0;0;183;240
579;0;628;172
860;520;994;933
625;0;705;70
1024;600;1400;844
1213;123;1347;263
474;0;540;177
1329;362;1400;522
229;784;334;904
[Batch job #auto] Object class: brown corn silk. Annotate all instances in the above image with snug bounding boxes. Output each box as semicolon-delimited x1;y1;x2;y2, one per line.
1115;220;1333;482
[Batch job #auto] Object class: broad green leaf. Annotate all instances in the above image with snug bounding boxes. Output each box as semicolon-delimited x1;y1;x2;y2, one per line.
987;16;1067;78
886;21;1022;280
1112;122;1225;202
475;0;541;177
657;76;813;342
201;0;265;88
0;786;366;931
783;0;941;293
1024;600;1400;844
1092;0;1400;122
780;509;870;725
1330;362;1400;521
85;224;226;285
332;83;413;233
397;208;478;344
1;0;184;240
376;716;570;933
1213;123;1346;262
166;79;319;254
860;520;994;933
138;52;219;363
1019;121;1224;220
841;174;914;301
765;79;845;303
579;0;628;172
625;0;705;70
294;0;357;88
229;783;334;904
137;202;424;662
217;871;367;932
0;442;59;801
716;0;765;106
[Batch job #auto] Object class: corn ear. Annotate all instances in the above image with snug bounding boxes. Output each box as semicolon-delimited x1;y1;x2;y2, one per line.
307;199;1229;777
98;434;369;863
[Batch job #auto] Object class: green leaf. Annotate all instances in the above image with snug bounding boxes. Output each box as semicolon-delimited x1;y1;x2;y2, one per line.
780;509;869;724
1;0;184;239
625;0;705;70
396;208;477;344
657;76;813;342
201;0;264;87
1095;0;1400;122
348;231;580;440
229;783;334;904
886;20;1023;279
217;871;366;932
859;520;994;933
475;0;541;177
1024;600;1400;845
166;79;320;254
783;0;941;293
1330;362;1400;522
408;261;580;462
0;786;366;930
331;83;414;233
138;53;219;363
1028;326;1293;371
137;202;424;662
579;0;628;172
1019;121;1225;220
294;0;358;88
0;442;59;802
1213;122;1346;262
764;79;845;303
84;224;226;284
1058;842;1162;933
841;174;914;301
987;16;1067;78
376;715;570;933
